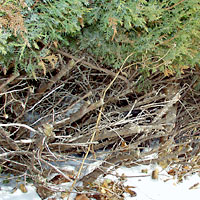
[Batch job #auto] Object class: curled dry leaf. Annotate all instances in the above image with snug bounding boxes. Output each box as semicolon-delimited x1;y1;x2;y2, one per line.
75;194;90;200
167;169;176;176
121;141;128;152
19;183;27;193
152;169;159;180
38;60;46;76
50;174;72;184
36;185;54;199
125;186;137;197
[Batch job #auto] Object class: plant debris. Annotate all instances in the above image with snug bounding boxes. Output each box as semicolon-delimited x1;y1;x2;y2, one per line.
0;53;199;199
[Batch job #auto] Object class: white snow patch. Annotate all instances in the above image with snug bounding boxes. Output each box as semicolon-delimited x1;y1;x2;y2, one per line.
0;163;199;200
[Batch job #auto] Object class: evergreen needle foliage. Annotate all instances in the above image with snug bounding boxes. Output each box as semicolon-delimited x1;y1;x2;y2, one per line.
0;0;199;77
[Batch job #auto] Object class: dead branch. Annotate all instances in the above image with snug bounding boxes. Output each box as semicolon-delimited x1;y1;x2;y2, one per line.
0;72;19;92
152;92;180;123
54;99;104;128
56;49;130;87
0;123;38;133
0;127;20;150
0;57;199;200
37;59;76;94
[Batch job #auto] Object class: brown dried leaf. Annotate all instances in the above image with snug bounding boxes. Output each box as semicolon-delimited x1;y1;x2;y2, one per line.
53;41;58;48
50;174;71;185
141;169;148;173
36;185;54;199
43;54;58;68
108;17;118;41
152;169;159;180
78;17;84;27
125;186;137;197
167;169;176;176
121;141;128;152
38;60;47;76
164;68;174;77
19;183;27;193
75;194;90;200
180;65;189;74
183;166;190;170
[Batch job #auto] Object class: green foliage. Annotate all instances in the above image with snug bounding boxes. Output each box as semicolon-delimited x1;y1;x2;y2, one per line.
0;0;199;76
2;179;10;184
71;0;200;75
0;0;88;74
0;30;11;55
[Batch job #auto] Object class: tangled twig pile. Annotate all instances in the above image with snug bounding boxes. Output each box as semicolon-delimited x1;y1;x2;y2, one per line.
0;51;199;199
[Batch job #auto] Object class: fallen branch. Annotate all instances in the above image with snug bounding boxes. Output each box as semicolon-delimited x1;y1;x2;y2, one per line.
36;59;76;94
0;123;37;133
0;127;20;150
56;49;130;87
0;73;20;92
54;98;104;128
